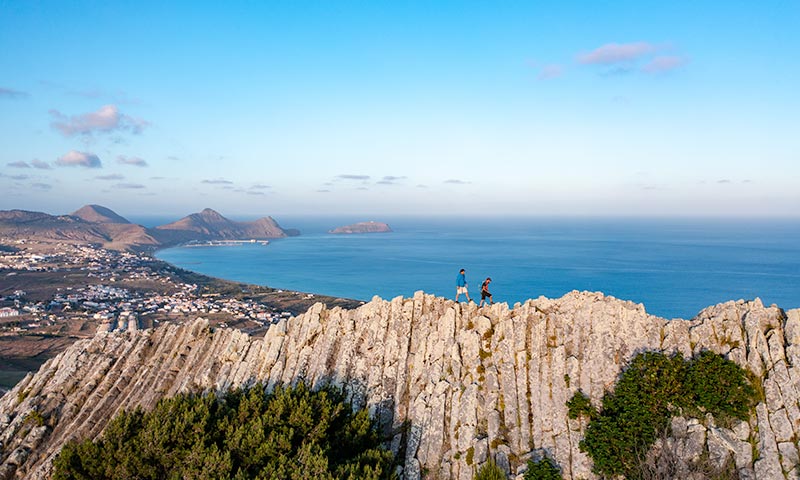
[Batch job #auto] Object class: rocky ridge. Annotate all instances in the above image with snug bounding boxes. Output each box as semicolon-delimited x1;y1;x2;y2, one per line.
1;291;799;479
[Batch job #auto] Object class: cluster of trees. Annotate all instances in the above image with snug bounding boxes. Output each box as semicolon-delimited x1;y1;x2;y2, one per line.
53;382;394;480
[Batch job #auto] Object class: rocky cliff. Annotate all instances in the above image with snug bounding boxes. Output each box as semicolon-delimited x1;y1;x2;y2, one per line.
1;291;798;479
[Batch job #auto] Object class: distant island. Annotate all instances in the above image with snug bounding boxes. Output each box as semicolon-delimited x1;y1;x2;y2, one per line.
0;205;298;252
329;221;392;234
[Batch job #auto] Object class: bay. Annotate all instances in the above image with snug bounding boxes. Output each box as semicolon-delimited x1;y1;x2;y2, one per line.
155;216;800;319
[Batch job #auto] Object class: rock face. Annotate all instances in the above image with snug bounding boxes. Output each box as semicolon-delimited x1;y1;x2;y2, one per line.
329;221;392;234
1;292;798;479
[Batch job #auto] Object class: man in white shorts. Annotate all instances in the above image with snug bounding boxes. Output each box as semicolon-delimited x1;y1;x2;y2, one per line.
455;268;470;302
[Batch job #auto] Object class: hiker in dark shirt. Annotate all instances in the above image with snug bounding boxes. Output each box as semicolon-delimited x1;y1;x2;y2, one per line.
479;277;493;306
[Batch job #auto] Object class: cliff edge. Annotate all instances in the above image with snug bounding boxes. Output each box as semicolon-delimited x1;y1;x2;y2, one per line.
1;292;798;479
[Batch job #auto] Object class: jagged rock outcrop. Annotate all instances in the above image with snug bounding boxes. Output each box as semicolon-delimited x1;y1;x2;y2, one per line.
0;292;798;479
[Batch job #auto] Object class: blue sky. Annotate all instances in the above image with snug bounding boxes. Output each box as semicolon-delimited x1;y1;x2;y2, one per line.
1;1;798;217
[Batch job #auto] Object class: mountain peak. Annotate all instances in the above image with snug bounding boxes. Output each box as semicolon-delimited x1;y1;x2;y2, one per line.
71;205;131;224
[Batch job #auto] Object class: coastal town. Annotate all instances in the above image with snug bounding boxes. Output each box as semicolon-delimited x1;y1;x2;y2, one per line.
0;238;294;335
0;237;361;391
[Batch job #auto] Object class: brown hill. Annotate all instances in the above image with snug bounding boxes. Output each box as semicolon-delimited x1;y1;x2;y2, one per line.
71;204;131;224
0;210;112;244
0;207;294;251
155;208;288;241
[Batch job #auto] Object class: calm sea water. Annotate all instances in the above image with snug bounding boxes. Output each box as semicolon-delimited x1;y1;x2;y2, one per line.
154;216;800;319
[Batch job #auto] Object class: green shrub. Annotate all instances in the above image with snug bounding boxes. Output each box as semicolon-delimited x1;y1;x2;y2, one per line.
523;457;563;480
577;351;756;479
566;391;596;420
52;382;394;480
685;350;756;423
475;460;506;480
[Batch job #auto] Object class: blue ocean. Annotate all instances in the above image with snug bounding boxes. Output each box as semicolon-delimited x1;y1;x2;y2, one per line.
153;216;800;320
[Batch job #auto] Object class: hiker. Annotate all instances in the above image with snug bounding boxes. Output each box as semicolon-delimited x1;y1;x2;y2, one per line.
455;268;471;302
479;277;493;306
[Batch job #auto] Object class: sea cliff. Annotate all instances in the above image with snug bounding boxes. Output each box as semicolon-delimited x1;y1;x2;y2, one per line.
1;292;798;479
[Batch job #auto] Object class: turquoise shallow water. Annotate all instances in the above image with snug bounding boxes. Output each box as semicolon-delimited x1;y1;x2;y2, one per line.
154;216;800;319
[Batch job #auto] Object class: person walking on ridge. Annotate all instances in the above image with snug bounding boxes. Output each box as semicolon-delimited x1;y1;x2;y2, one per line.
455;268;471;302
479;277;493;307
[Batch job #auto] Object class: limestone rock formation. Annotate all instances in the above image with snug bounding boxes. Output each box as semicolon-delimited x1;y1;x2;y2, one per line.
0;292;798;479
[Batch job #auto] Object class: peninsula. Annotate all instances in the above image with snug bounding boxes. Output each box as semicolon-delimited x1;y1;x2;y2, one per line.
0;205;294;252
329;221;392;234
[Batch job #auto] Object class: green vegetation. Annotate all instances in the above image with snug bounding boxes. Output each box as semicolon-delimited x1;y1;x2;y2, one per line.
575;351;757;479
523;457;563;480
566;391;595;421
52;382;394;480
474;460;506;480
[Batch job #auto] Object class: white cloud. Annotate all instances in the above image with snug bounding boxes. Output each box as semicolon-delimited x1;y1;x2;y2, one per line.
578;42;655;65
31;159;52;169
642;55;688;73
56;150;102;168
117;155;148;167
338;174;370;180
96;174;125;180
50;104;149;137
0;87;28;99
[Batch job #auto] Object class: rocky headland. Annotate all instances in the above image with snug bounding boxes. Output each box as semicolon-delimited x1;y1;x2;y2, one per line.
1;291;798;479
329;221;393;234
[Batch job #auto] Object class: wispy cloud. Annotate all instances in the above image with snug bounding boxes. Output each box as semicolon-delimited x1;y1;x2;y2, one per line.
50;104;149;137
31;159;52;169
642;55;688;74
416;184;428;189
247;191;265;196
150;176;165;180
31;182;52;190
444;179;471;185
115;183;145;189
9;174;29;180
117;155;148;167
0;87;29;99
717;179;731;184
337;174;371;181
316;189;331;193
56;150;102;168
7;161;30;168
202;178;233;185
537;64;564;80
250;183;271;189
96;174;124;180
578;42;655;65
377;175;407;185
